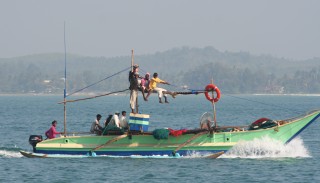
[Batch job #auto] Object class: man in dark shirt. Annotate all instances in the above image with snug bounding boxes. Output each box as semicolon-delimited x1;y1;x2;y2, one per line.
129;64;140;113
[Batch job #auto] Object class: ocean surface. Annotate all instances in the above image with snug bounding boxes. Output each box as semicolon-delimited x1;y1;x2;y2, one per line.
1;94;320;183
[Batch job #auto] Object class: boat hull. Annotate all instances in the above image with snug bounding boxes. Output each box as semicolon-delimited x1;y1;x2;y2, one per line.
32;110;320;157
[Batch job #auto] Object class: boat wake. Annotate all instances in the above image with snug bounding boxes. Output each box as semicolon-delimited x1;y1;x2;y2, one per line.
221;136;310;159
0;148;23;158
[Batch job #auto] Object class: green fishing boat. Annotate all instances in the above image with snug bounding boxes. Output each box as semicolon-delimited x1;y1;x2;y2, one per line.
20;50;320;158
22;108;320;158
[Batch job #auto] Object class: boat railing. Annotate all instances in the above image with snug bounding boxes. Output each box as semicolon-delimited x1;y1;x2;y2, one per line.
61;132;93;136
214;125;249;132
282;109;320;123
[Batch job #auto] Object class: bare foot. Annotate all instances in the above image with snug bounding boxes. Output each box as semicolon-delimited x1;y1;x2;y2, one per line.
172;92;177;98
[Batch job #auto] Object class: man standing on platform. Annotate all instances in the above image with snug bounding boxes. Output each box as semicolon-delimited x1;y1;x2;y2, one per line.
129;64;140;114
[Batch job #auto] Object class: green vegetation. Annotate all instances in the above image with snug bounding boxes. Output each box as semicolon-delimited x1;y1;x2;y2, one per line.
1;47;319;94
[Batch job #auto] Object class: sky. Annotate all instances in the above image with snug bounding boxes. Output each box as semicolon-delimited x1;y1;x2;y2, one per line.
0;0;319;60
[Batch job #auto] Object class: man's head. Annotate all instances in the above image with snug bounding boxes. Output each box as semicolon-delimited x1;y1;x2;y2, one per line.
122;111;126;116
133;64;139;69
153;72;158;78
145;73;150;79
96;114;102;120
133;64;139;72
52;120;57;126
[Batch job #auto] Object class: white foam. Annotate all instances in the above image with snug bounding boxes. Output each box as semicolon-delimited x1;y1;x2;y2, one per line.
0;150;23;158
221;136;310;159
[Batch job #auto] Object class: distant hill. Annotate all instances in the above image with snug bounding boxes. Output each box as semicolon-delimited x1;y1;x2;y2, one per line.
1;46;320;94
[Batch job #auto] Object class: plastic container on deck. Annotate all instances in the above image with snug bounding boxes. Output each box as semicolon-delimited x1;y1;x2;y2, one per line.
129;113;150;132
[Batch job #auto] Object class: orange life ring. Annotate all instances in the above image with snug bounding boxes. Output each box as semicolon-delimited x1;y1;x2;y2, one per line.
204;84;221;103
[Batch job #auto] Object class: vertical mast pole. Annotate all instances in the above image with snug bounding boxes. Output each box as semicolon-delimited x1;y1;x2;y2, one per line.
63;22;67;136
211;78;217;129
131;49;134;72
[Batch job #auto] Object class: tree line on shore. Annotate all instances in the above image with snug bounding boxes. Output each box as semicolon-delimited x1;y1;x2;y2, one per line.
1;46;319;94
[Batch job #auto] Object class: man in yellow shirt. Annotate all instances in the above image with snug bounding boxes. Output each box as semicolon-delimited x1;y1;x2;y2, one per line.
145;73;170;103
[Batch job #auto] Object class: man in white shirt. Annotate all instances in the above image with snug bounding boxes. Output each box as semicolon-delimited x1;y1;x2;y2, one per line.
90;114;103;134
109;112;121;128
120;111;128;130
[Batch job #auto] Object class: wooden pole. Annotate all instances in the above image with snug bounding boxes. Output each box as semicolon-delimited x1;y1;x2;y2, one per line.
172;131;207;156
211;78;217;129
63;22;67;136
90;134;128;152
131;49;134;72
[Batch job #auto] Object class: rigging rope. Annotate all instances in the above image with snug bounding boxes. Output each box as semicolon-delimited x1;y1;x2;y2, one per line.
66;66;131;97
166;83;302;114
59;89;129;104
223;94;303;113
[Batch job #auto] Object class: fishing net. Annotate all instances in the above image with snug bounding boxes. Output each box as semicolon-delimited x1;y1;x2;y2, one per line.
152;129;170;139
168;128;187;137
102;125;124;135
248;119;277;131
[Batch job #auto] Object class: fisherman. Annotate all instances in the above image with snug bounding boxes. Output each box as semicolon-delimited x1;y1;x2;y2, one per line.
129;64;140;113
140;72;150;101
45;120;63;139
90;114;103;135
104;113;113;127
120;111;128;130
145;72;173;103
109;111;121;128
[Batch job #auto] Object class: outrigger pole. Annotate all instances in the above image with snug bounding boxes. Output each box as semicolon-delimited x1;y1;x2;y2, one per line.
63;22;67;136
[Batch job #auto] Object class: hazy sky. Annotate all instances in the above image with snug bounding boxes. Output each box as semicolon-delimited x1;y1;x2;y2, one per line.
1;0;319;59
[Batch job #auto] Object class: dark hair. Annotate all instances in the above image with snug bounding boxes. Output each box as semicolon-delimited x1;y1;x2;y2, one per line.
133;64;139;68
52;120;57;125
97;114;102;118
122;111;126;114
153;73;158;77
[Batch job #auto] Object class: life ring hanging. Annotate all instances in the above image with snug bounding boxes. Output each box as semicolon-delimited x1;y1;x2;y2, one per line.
204;84;221;103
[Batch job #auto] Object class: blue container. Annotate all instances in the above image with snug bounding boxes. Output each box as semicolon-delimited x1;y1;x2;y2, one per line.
129;113;150;132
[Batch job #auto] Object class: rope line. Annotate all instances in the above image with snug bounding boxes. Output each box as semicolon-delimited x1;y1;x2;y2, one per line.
223;94;302;113
168;84;302;113
169;83;301;113
59;89;129;104
66;66;131;97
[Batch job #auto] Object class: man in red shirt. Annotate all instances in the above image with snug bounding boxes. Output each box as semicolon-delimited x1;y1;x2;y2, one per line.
45;120;62;139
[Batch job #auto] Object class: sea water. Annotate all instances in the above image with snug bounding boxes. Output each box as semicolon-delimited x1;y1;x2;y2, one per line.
0;94;320;182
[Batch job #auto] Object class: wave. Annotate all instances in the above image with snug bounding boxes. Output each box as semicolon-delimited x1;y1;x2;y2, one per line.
222;136;310;159
1;137;310;159
0;147;23;158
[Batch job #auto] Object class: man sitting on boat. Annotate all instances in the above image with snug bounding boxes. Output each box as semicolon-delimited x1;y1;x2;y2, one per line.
45;120;62;139
100;112;125;135
120;111;128;130
145;72;173;103
140;72;150;100
90;114;103;135
108;111;121;128
104;113;113;127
